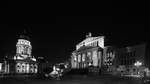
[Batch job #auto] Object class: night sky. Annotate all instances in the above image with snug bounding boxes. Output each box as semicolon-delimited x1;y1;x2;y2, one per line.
1;16;150;64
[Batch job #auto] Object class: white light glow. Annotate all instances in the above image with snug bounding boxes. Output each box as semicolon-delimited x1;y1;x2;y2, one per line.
26;64;29;73
92;50;98;66
17;56;24;60
82;54;85;62
0;63;2;72
134;61;142;67
16;39;32;59
31;57;36;61
76;35;104;50
17;39;31;46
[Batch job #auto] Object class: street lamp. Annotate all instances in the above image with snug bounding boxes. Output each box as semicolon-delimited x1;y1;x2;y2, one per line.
134;61;142;77
134;61;142;67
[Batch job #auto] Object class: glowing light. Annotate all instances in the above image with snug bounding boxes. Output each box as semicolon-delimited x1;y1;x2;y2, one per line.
92;50;98;66
17;56;24;60
134;61;142;67
26;64;29;73
17;39;31;46
0;63;2;72
82;54;85;62
31;57;36;61
78;54;81;62
76;34;104;50
16;38;32;59
14;56;17;60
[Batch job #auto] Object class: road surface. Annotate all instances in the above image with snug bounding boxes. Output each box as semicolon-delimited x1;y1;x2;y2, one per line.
0;74;149;84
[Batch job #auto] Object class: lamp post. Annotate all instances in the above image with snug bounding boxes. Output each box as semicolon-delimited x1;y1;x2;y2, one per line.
134;61;142;76
134;61;142;67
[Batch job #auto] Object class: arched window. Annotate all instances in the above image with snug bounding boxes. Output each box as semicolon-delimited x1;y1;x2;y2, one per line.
17;70;20;73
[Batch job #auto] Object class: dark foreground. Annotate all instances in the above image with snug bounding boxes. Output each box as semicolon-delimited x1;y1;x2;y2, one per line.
0;74;149;84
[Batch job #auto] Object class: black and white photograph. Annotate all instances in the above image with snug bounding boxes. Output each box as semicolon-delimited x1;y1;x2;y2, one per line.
0;14;150;84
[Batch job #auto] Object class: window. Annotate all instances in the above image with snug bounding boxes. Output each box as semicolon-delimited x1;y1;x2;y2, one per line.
127;69;129;72
34;65;37;68
133;68;136;72
22;70;25;73
97;41;99;46
17;70;20;73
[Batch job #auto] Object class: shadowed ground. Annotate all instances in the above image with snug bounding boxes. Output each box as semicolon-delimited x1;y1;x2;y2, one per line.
0;74;149;84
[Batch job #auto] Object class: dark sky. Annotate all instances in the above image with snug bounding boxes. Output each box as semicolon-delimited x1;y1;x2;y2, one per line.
1;16;150;63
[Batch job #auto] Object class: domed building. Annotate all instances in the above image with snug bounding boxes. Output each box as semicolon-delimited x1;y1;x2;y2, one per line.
1;31;38;75
13;32;38;74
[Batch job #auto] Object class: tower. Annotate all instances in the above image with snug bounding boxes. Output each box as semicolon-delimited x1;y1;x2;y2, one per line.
14;29;37;74
15;30;32;59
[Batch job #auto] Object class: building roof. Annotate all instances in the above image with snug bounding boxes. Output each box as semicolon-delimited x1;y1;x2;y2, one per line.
73;46;103;53
19;29;30;41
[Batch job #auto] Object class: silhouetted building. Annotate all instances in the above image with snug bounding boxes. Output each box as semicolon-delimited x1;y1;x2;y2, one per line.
102;43;147;76
37;57;53;75
115;43;146;75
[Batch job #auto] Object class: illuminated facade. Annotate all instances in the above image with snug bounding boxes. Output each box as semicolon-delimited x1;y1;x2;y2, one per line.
13;35;38;74
0;63;2;73
71;33;104;70
76;33;104;50
71;46;103;69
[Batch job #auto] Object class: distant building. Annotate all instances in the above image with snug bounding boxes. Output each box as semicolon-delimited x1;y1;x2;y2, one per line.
12;34;38;74
71;46;103;69
71;33;104;74
115;43;146;76
1;33;38;75
37;57;53;74
102;43;147;76
103;46;116;66
115;44;146;67
76;32;104;50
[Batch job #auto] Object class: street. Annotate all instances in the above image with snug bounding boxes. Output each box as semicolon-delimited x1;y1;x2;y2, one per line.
0;74;148;84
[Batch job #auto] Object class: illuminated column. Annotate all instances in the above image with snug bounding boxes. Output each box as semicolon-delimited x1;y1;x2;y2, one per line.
98;51;101;67
75;55;77;68
26;64;29;73
78;54;81;68
87;52;92;66
82;54;85;68
92;50;98;67
0;63;2;72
